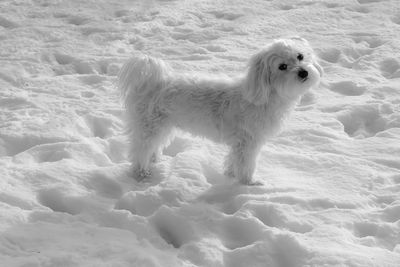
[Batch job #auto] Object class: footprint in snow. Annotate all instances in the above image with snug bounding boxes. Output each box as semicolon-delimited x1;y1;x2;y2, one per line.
81;91;95;98
79;75;106;85
324;35;382;69
336;105;388;138
37;187;104;215
379;58;400;79
53;12;91;25
323;3;340;8
208;10;244;21
352;194;400;250
391;14;400;25
244;202;313;234
352;222;380;239
352;221;398;251
37;188;82;215
67;15;91;26
83;113;116;139
53;52;116;79
150;206;196;248
346;5;371;14
15;142;72;163
318;47;341;64
1;134;67;157
328;81;366;96
0;95;37;109
356;0;381;4
54;52;75;65
162;18;185;27
351;35;386;49
280;4;296;10
380;204;400;223
178;55;213;61
218;215;264;250
115;191;162;216
114;10;130;18
80;27;107;36
345;45;374;62
86;171;123;199
53;52;95;75
204;45;227;53
171;29;220;43
0;15;19;28
391;174;400;185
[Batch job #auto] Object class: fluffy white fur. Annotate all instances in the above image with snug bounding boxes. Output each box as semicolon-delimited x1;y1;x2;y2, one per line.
119;38;322;185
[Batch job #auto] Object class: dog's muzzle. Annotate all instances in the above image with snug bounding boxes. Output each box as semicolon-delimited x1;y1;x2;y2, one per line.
298;69;308;81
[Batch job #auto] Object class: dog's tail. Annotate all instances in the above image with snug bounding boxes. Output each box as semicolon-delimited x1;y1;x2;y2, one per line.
118;55;170;105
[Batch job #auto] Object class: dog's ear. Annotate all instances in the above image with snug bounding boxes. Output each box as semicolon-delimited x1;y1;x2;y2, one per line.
289;36;308;44
243;50;273;105
313;60;323;78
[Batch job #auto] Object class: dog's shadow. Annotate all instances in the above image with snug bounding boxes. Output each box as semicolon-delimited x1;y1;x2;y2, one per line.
196;177;269;215
117;134;282;217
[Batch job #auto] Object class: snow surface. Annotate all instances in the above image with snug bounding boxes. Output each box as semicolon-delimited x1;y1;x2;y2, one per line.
1;0;400;266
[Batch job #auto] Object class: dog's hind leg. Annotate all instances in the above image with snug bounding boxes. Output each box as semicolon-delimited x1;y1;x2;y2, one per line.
223;152;235;178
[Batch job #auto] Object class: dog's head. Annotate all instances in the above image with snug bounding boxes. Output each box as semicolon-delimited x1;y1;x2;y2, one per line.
243;37;322;105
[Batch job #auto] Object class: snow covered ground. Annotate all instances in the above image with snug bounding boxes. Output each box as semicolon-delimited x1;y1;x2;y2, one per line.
1;0;400;266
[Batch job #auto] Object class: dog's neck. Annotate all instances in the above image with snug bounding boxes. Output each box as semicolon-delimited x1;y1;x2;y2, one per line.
261;90;300;137
271;89;300;107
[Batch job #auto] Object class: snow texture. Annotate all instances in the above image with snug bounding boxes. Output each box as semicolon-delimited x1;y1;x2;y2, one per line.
0;0;400;266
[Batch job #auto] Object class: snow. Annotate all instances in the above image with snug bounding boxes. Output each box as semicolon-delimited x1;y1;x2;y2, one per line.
0;0;400;266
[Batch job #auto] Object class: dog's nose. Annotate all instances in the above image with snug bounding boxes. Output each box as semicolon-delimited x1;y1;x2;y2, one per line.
298;69;308;79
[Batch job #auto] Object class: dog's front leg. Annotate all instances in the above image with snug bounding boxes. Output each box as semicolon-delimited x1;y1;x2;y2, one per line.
228;139;262;185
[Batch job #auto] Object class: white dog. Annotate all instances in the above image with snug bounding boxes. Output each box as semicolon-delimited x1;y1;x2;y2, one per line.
119;38;322;185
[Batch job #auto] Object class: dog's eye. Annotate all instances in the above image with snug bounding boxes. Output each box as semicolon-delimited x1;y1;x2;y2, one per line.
278;64;287;71
297;53;304;61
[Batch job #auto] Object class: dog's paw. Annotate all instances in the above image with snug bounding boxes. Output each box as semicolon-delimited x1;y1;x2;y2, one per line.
248;180;264;186
241;179;264;186
133;167;152;182
224;167;235;178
